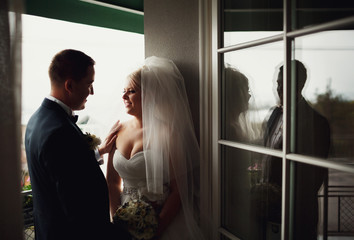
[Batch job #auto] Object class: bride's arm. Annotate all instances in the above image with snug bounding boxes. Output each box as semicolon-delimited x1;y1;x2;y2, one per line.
106;147;122;218
155;167;181;237
98;120;121;156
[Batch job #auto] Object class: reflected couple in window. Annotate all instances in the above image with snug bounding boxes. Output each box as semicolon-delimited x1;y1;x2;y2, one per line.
223;60;330;239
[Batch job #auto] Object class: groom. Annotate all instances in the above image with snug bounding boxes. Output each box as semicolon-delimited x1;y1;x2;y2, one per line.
25;49;129;240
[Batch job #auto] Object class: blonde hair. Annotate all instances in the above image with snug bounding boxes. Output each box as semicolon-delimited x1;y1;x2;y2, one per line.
127;67;142;90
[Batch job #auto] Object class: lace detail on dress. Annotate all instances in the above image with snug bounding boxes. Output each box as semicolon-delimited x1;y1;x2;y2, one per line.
122;187;141;200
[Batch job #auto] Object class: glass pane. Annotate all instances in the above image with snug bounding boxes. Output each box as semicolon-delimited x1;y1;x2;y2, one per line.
327;170;354;235
291;162;354;239
221;41;283;149
294;0;354;30
221;145;282;240
294;30;354;164
223;0;283;46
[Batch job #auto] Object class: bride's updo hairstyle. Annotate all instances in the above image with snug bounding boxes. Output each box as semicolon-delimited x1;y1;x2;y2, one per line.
127;67;142;90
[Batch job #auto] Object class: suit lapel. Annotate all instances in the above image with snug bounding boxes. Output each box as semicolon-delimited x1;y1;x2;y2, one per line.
41;98;84;136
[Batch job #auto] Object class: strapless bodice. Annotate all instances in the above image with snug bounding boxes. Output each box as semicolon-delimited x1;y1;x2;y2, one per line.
113;150;168;203
113;150;146;188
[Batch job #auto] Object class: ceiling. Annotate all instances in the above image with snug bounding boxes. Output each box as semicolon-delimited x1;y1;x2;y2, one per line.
25;0;144;34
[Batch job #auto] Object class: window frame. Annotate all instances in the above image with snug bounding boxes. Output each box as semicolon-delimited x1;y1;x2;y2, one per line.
207;0;354;239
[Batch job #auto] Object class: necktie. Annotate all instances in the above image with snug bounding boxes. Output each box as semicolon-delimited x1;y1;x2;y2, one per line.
70;115;78;123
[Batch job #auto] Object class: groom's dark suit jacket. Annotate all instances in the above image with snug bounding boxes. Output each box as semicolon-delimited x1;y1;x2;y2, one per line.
25;98;128;240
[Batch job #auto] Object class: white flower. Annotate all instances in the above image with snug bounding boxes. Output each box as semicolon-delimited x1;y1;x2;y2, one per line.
83;132;101;150
113;199;158;240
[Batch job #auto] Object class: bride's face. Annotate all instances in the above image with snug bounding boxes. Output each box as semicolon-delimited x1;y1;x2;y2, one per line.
122;78;142;117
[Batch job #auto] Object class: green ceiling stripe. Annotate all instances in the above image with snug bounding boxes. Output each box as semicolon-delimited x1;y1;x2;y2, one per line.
97;0;143;12
25;0;144;34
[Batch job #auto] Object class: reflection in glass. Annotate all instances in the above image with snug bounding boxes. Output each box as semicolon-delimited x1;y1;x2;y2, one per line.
224;32;282;47
221;145;282;240
292;162;354;239
325;170;354;235
294;30;354;164
292;32;354;239
222;67;251;141
223;0;283;46
222;42;283;147
294;0;354;30
263;64;283;151
289;60;331;158
262;60;330;239
291;161;328;239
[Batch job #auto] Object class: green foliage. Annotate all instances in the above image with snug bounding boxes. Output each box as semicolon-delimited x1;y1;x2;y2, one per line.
23;194;33;209
22;184;33;209
22;184;32;191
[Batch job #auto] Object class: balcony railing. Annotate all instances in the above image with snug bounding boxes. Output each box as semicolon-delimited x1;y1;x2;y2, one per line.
319;185;354;239
22;190;34;240
22;186;354;240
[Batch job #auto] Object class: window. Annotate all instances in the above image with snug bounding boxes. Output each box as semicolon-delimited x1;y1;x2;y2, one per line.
212;0;354;239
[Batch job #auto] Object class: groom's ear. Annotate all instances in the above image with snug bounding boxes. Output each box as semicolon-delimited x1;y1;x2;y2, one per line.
64;79;74;93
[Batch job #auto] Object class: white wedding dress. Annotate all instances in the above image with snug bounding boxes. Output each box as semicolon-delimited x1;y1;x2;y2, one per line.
113;149;188;240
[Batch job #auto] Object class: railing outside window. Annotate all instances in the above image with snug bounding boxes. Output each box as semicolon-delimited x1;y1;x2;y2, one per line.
22;190;34;240
319;185;354;237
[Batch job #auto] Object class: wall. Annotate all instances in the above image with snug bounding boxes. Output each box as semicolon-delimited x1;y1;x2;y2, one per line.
144;0;200;138
0;1;23;239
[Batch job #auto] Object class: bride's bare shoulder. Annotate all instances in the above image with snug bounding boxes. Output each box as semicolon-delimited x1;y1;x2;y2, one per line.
117;119;135;133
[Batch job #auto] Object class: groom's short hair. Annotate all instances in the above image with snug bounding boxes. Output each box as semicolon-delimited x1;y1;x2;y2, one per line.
49;49;95;86
279;60;307;91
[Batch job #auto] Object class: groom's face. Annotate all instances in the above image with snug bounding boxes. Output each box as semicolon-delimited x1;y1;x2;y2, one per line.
70;65;95;110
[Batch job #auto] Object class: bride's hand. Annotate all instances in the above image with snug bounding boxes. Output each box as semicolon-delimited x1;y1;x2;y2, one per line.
98;120;121;155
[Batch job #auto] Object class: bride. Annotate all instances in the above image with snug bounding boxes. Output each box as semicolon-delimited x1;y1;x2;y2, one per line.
106;56;205;240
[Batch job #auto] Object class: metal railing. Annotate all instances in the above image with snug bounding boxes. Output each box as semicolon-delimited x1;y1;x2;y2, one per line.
22;190;34;240
22;186;354;240
319;185;354;238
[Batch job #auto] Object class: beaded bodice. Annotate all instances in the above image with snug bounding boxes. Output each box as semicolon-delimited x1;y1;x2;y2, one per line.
113;150;169;204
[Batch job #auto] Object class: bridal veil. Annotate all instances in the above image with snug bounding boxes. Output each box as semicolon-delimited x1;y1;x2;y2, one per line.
141;56;205;239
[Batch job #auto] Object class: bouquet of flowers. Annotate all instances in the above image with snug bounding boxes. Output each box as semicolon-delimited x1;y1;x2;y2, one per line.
247;163;261;188
113;199;158;240
83;132;101;150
